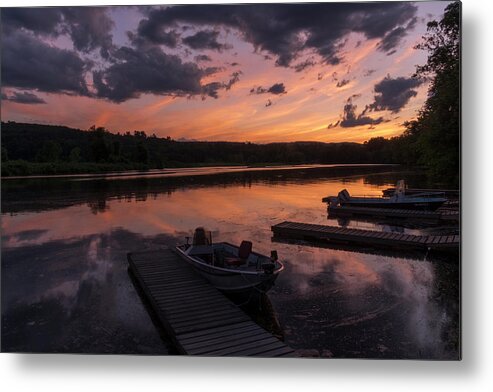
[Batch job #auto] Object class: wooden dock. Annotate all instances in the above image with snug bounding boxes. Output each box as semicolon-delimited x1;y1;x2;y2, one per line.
128;249;294;357
327;205;459;222
271;221;459;251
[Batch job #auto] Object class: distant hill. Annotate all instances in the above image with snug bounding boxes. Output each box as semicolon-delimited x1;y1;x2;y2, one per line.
1;121;399;176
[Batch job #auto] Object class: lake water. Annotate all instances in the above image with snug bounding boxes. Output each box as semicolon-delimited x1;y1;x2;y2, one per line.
1;165;460;358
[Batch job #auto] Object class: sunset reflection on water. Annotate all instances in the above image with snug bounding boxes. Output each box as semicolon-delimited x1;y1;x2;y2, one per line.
1;166;459;358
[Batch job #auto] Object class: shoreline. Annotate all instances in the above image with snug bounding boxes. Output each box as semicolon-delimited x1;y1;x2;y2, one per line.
1;163;398;181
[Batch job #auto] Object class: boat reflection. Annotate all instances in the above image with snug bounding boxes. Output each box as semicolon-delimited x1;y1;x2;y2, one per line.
238;294;286;341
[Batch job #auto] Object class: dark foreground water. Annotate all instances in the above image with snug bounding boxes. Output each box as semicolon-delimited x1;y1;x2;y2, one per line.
1;165;460;358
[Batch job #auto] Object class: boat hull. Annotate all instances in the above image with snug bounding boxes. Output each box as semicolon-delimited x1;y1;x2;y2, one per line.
341;199;446;211
175;246;281;295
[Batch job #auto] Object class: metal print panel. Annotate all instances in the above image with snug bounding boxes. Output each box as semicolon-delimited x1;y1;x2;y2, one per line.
1;1;461;359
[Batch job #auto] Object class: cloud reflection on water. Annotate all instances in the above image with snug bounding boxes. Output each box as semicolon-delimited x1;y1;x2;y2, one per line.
1;168;459;358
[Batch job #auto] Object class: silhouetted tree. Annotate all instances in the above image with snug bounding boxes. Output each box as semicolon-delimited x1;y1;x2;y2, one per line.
112;141;121;157
408;2;460;184
90;126;110;162
136;141;149;164
69;147;81;162
1;146;9;162
36;140;62;162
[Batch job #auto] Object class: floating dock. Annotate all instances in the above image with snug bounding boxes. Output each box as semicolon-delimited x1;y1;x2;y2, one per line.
128;249;294;357
327;205;459;222
271;221;459;251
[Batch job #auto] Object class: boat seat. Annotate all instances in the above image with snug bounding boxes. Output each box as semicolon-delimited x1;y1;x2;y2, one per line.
223;258;244;267
224;241;252;267
193;227;210;246
338;189;350;201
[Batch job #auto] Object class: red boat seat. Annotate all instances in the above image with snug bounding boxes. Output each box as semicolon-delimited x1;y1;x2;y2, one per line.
224;258;244;267
238;240;252;259
224;241;252;267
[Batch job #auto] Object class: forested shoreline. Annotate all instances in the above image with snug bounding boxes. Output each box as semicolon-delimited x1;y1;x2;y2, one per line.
1;121;414;177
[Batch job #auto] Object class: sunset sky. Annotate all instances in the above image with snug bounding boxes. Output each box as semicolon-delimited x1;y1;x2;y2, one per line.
1;2;451;143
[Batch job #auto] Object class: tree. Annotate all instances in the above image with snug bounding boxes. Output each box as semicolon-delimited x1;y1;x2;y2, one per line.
36;140;62;162
69;147;81;162
90;126;110;162
136;141;149;164
407;2;460;185
1;146;8;162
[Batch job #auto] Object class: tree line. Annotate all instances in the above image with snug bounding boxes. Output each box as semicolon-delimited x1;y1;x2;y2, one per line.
1;121;413;176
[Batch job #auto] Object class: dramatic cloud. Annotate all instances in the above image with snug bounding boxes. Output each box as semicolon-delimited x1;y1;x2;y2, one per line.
202;71;243;99
61;8;115;58
194;54;212;62
292;58;316;72
329;97;384;129
201;82;223;99
327;120;340;129
1;7;115;58
93;46;205;102
93;46;240;102
225;71;242;90
135;3;417;66
250;83;287;95
136;18;180;47
367;76;423;113
329;75;422;122
2;31;90;96
267;83;287;95
340;101;384;128
3;91;47;104
336;79;350;88
203;66;225;76
1;7;62;36
182;30;231;51
1;3;436;142
377;17;418;54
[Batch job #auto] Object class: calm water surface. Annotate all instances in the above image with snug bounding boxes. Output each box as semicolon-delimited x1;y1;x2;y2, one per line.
1;165;460;358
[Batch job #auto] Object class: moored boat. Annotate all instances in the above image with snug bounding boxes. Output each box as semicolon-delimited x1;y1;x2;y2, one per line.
175;228;284;295
328;180;447;211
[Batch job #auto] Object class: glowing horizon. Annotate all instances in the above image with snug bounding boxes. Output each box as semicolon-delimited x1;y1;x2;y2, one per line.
1;2;450;143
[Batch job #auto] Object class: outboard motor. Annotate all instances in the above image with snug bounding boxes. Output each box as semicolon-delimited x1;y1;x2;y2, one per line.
262;263;275;274
262;250;278;274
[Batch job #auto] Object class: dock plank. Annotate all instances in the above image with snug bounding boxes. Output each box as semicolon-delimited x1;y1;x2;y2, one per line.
176;321;254;341
199;336;278;356
180;324;262;346
260;346;296;357
233;341;290;357
187;332;278;355
173;316;251;335
154;296;230;309
169;309;250;326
